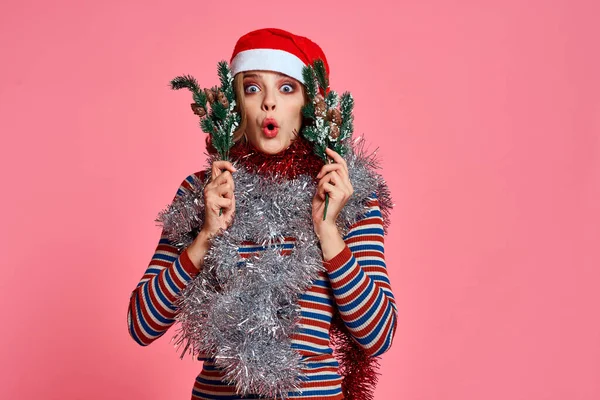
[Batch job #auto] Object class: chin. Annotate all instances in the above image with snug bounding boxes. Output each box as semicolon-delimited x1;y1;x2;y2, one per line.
251;137;292;155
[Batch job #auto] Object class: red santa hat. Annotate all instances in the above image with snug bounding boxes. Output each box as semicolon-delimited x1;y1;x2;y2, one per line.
230;28;330;91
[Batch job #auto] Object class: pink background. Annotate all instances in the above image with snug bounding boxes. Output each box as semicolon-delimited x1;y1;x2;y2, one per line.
1;0;598;399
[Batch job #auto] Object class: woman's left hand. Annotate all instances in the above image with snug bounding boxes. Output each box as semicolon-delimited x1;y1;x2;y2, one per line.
312;147;354;238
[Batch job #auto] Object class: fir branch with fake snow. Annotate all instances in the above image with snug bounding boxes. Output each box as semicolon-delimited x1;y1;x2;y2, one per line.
300;59;355;220
170;60;240;161
170;61;240;215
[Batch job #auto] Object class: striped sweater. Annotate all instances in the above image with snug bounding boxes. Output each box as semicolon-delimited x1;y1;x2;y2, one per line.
127;171;398;399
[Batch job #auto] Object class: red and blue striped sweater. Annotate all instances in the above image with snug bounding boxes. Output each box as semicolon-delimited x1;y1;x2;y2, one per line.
127;171;398;399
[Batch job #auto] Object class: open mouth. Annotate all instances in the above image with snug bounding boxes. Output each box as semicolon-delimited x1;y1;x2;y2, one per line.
262;118;279;138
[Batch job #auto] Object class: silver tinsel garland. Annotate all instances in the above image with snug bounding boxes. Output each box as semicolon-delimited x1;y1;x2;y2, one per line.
155;137;393;399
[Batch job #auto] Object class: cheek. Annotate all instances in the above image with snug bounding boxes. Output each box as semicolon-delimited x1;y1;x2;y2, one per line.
284;107;302;128
242;99;260;124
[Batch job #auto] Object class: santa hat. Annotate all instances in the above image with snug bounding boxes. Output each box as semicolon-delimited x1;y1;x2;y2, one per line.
230;28;330;90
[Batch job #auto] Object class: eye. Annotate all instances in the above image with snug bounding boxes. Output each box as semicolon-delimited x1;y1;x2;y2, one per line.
244;84;260;94
280;83;295;93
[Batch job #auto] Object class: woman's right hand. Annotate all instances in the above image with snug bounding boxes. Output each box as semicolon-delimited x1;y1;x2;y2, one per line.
186;160;237;270
201;160;237;238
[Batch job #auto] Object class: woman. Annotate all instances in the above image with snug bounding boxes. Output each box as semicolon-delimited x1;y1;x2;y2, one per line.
127;28;398;400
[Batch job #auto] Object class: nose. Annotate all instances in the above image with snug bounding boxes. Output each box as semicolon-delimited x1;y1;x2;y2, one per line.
261;89;276;111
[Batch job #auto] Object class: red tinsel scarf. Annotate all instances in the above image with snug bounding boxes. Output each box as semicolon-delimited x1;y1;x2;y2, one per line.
207;135;323;180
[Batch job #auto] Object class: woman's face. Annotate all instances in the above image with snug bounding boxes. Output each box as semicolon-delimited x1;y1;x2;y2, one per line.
241;70;305;155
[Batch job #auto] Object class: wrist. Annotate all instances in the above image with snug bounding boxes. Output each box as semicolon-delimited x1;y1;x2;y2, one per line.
187;230;212;270
316;223;339;240
197;228;213;243
317;224;346;261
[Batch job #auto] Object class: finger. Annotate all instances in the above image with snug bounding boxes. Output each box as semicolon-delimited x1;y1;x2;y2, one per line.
331;170;353;195
320;170;342;187
317;178;336;197
213;160;237;173
317;171;341;192
211;163;221;181
316;179;327;200
312;193;325;212
328;170;340;186
211;160;237;180
316;164;346;179
212;170;234;187
325;147;347;167
318;182;338;200
327;170;353;196
210;196;233;210
323;148;349;178
205;176;233;199
216;182;234;198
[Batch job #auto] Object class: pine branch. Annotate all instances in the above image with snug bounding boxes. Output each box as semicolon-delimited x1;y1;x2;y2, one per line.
325;90;338;109
302;102;315;120
193;91;207;108
171;62;238;169
303;126;318;141
298;59;355;220
211;101;228;120
217;61;230;90
200;118;214;134
170;74;201;92
313;59;329;91
340;92;354;121
217;60;235;105
302;67;317;99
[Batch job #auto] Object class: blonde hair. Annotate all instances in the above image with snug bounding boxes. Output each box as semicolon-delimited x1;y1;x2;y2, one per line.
231;72;310;144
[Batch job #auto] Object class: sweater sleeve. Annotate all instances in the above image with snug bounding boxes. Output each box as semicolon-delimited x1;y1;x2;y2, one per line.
127;172;205;346
324;192;398;357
